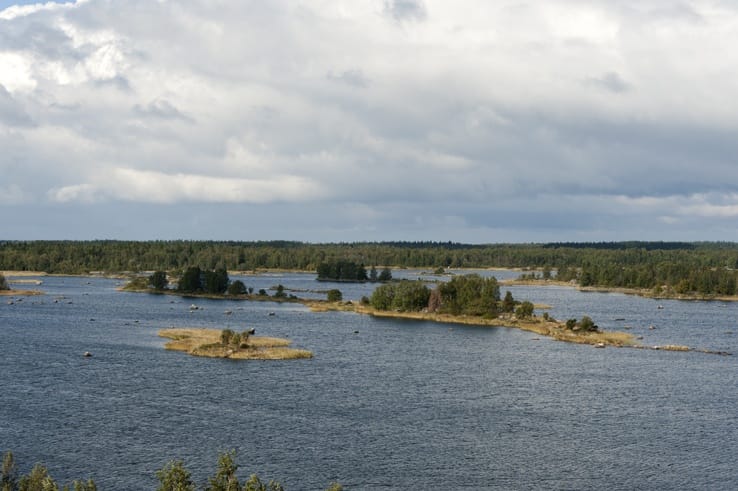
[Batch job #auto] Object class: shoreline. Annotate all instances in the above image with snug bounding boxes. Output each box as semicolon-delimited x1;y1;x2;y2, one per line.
1;289;43;296
307;301;637;347
500;278;738;302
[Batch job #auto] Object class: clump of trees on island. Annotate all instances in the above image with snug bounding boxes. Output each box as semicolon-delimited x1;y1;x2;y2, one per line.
0;273;8;291
366;274;537;320
316;261;392;282
138;269;292;300
1;450;342;491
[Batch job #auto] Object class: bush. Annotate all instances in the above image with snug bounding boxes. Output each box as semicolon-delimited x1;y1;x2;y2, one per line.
370;281;430;311
578;316;598;332
274;284;287;298
515;300;534;318
327;289;342;302
0;273;9;290
149;271;168;290
220;329;235;345
228;280;247;295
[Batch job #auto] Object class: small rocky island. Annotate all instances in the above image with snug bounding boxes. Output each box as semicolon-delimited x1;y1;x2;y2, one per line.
159;328;313;360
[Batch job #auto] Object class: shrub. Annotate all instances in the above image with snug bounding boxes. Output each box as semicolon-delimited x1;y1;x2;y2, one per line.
220;329;235;345
579;316;598;332
327;289;343;302
149;271;168;290
228;280;247;295
0;273;10;290
515;301;534;318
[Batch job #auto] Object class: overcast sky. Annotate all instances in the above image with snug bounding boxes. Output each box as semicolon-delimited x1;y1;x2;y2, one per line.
2;0;738;243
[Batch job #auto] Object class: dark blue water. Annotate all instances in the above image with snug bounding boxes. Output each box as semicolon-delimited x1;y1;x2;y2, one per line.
2;275;737;490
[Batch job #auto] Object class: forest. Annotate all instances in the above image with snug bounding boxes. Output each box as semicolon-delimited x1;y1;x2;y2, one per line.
3;240;738;296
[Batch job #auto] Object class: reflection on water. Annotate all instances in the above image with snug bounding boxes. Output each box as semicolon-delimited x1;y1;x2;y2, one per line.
1;274;737;490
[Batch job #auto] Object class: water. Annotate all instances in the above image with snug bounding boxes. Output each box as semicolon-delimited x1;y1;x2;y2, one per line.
1;274;737;490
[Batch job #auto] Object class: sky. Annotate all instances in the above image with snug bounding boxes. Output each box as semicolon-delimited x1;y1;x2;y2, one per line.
2;0;738;243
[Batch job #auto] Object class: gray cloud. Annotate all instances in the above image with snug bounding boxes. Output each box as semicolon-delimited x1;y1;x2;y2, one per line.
585;72;631;93
0;84;34;126
383;0;427;22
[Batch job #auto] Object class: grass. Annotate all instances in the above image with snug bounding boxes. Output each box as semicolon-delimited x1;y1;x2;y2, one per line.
307;301;639;348
158;328;313;360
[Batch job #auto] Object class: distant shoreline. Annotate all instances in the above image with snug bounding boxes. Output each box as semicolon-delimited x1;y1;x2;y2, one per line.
500;278;738;302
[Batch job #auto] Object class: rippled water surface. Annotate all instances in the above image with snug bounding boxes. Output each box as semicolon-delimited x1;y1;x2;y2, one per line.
2;274;737;490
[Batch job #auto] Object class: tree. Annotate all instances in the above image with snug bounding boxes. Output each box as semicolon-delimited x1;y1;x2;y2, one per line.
274;284;286;298
205;451;240;491
243;474;284;491
0;274;9;291
515;301;534;318
502;291;515;313
326;289;342;302
18;463;56;491
227;280;247;295
378;268;392;281
370;284;395;310
149;271;168;291
2;451;17;491
204;268;229;294
427;287;442;313
369;266;378;281
156;460;195;491
177;267;202;293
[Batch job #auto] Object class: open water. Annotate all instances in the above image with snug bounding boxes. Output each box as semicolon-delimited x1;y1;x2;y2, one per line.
1;273;737;490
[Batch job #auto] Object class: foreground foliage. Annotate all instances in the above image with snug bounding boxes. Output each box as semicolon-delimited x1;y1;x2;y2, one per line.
1;451;341;491
1;451;96;491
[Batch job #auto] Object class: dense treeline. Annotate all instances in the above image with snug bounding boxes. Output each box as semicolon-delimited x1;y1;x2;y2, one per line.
4;240;738;296
0;450;342;491
368;275;536;319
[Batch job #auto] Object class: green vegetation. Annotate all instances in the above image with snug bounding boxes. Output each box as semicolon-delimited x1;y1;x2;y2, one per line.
564;316;598;332
2;451;341;491
1;451;96;491
369;274;508;318
0;274;8;291
370;281;430;311
326;289;343;302
7;240;738;297
149;271;168;291
316;260;368;281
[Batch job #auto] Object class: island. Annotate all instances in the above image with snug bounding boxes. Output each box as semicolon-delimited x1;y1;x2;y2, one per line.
0;272;43;297
158;328;313;360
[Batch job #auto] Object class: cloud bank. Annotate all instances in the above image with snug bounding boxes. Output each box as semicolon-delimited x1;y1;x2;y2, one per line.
2;0;738;241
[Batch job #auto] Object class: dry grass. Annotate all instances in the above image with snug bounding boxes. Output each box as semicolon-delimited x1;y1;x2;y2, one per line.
158;328;312;360
309;302;639;348
0;289;43;296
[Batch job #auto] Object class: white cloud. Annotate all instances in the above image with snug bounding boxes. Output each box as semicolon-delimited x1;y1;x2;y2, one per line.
48;168;323;204
3;0;738;240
